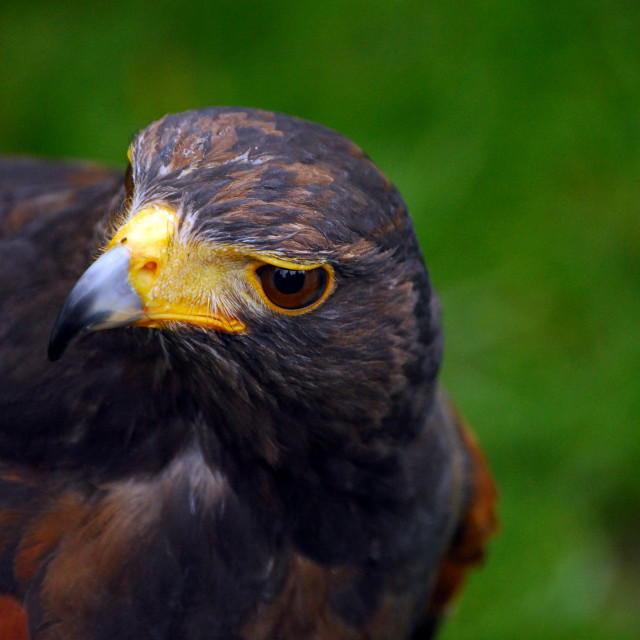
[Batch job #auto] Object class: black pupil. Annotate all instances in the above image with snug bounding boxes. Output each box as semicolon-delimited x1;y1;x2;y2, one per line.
273;268;305;294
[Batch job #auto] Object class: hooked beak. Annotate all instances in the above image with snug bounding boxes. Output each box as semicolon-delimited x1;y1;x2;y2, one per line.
48;204;246;361
48;244;143;361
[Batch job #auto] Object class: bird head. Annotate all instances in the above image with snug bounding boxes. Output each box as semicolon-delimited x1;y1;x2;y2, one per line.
48;108;443;464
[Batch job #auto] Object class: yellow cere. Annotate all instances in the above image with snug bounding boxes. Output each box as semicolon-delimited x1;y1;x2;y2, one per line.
106;205;246;333
107;205;178;298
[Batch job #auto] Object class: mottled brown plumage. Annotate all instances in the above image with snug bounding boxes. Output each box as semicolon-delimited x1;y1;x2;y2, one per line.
0;108;496;640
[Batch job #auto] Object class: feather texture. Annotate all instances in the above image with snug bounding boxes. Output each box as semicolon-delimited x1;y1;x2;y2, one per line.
0;109;496;639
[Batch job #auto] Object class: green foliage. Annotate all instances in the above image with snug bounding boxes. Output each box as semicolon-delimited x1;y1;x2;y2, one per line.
1;1;638;637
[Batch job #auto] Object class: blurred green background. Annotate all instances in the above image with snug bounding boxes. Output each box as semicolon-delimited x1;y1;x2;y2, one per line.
1;1;638;638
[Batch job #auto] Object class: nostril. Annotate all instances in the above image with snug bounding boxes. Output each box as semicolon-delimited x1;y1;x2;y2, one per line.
142;261;158;275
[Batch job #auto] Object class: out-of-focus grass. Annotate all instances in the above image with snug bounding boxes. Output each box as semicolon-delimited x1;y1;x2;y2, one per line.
1;1;638;638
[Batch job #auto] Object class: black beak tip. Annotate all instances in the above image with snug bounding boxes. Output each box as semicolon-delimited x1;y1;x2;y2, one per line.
47;339;63;362
48;314;82;361
47;295;96;361
48;332;69;362
45;245;141;361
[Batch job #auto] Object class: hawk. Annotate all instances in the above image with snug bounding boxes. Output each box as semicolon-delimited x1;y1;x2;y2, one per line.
0;108;496;639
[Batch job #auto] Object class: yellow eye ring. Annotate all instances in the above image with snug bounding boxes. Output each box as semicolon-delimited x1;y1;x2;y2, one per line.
249;260;334;315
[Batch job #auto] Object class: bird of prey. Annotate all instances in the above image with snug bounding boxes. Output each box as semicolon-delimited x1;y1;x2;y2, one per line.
0;107;497;640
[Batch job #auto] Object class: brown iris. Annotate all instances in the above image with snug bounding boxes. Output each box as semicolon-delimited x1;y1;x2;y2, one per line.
257;265;328;310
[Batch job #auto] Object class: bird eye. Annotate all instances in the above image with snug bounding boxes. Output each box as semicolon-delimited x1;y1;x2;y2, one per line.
256;265;329;311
